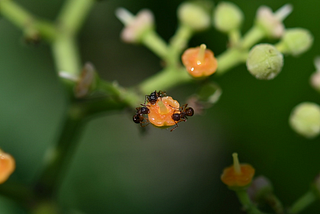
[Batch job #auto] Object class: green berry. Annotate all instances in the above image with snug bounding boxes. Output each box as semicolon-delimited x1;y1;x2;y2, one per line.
289;102;320;139
213;2;243;33
246;44;283;80
177;2;211;31
277;28;313;56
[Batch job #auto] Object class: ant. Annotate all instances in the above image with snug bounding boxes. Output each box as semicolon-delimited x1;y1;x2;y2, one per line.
170;104;194;132
133;106;150;127
145;90;167;105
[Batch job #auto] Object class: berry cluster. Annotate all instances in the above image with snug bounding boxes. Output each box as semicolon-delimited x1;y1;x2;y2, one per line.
133;91;194;131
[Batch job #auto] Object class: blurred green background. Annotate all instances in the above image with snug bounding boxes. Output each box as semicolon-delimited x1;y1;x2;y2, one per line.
1;0;320;213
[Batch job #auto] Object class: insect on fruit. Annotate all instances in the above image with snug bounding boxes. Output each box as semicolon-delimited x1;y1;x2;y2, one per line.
170;104;194;131
133;106;150;127
145;90;167;105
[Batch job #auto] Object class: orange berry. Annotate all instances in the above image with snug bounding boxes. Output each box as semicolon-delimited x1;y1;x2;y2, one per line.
221;153;255;188
147;96;180;127
0;149;15;184
182;44;218;78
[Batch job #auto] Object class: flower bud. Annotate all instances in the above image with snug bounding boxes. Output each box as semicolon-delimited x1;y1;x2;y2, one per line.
310;57;320;93
177;1;211;31
246;44;283;80
310;72;320;93
276;28;313;56
116;8;154;43
182;44;218;79
213;2;243;33
289;102;320;139
0;149;15;184
247;176;273;202
256;4;292;38
221;153;255;190
74;63;98;98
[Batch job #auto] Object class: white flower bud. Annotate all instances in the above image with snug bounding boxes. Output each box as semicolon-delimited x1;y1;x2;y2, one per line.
116;8;154;43
289;102;320;139
246;44;283;80
256;4;292;38
213;2;243;33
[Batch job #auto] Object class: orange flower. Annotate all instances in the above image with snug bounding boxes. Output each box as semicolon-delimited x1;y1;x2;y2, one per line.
182;44;218;78
0;149;15;184
221;153;255;188
147;96;180;127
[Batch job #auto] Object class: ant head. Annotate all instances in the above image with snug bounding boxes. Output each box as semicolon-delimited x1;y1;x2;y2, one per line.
140;106;150;114
185;107;194;116
172;113;181;121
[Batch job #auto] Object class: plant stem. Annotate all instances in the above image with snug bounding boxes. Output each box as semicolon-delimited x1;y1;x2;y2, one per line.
216;48;248;75
229;29;241;47
51;0;95;76
236;190;265;214
56;0;95;36
98;79;141;108
265;194;284;214
0;0;57;41
168;24;193;65
241;26;265;50
52;36;81;75
35;103;85;197
0;182;35;206
288;190;317;214
142;30;169;59
138;67;192;94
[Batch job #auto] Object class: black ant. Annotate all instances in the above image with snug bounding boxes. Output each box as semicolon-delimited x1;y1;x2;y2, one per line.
133;106;150;127
145;90;167;105
170;104;194;132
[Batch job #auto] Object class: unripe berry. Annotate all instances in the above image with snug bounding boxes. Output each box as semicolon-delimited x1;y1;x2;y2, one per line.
289;102;320;139
213;2;243;33
277;28;313;56
177;1;211;31
246;44;283;80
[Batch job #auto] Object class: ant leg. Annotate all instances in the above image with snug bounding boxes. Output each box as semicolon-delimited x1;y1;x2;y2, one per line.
170;122;179;132
140;116;150;127
144;95;150;105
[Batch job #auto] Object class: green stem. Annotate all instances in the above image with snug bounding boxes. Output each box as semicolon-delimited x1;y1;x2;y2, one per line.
52;36;81;75
168;24;193;65
142;30;169;59
56;0;95;36
229;29;241;47
98;79;141;108
265;194;284;214
216;48;248;75
274;41;288;54
241;25;265;50
138;67;192;94
0;0;57;41
0;182;35;206
236;190;264;214
288;190;317;214
35;104;85;197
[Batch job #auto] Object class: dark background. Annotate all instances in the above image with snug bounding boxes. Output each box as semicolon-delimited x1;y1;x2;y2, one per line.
0;0;319;213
